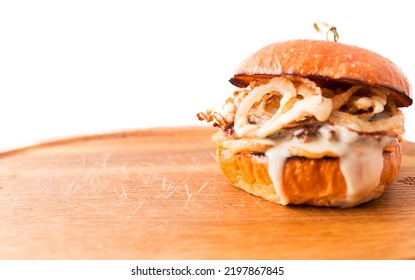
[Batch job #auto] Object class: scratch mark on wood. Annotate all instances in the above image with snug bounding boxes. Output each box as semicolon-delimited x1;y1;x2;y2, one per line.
120;162;129;181
166;182;174;193
176;154;187;164
164;185;178;200
327;208;339;216
183;182;193;208
184;193;192;208
121;184;128;201
61;178;82;197
184;182;191;199
180;175;191;186
220;203;233;209
136;169;148;185
88;174;97;187
101;153;111;169
8;198;16;212
161;176;167;191
82;164;98;186
162;178;175;195
114;183;128;204
127;192;148;220
195;183;208;196
143;162;158;167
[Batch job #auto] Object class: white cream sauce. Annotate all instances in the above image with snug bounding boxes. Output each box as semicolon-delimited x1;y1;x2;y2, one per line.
256;95;332;138
265;128;392;207
335;138;386;206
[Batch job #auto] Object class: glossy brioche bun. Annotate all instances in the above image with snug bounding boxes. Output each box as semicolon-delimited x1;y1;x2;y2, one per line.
215;137;402;207
229;39;412;107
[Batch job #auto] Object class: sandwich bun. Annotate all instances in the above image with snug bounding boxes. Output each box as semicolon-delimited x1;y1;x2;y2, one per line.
230;39;412;107
199;39;412;207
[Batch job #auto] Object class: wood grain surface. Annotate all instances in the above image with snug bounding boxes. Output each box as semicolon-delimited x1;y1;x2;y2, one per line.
0;127;414;260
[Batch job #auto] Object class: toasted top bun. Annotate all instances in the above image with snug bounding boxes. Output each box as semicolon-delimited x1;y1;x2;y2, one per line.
230;39;412;107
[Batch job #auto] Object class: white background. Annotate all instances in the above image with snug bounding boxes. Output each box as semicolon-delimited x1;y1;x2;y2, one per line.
0;0;414;151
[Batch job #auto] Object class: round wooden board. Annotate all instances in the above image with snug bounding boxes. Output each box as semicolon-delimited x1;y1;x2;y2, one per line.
0;127;414;260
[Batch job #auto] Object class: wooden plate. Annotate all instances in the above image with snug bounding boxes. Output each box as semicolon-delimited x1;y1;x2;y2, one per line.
0;127;414;259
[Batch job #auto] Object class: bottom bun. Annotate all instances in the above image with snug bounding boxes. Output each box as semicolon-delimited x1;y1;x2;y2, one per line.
216;140;402;207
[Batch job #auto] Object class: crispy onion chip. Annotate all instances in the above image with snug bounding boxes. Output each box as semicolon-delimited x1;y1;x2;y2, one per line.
329;107;405;135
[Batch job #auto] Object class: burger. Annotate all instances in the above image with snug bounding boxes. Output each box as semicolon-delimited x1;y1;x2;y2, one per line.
197;39;412;207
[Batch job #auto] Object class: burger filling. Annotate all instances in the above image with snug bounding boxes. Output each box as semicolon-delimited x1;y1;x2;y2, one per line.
197;75;405;206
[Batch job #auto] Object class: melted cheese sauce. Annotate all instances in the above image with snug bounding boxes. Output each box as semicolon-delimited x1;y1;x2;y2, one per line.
265;128;392;207
256;95;332;138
